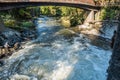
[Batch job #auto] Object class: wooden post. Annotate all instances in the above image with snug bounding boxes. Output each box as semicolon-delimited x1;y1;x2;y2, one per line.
107;14;120;80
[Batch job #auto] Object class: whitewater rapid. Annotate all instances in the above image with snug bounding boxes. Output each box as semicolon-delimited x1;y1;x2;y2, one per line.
0;16;112;80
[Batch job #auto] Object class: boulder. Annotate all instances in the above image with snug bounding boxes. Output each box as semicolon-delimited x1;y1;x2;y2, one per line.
60;17;71;28
0;29;22;47
21;30;37;40
55;29;78;38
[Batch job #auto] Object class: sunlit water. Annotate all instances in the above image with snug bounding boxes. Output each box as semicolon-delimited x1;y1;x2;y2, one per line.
0;16;112;80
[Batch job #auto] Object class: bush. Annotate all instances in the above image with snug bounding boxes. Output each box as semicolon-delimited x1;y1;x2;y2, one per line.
18;9;32;19
40;6;86;26
21;21;34;28
99;7;119;20
60;17;71;27
4;20;16;27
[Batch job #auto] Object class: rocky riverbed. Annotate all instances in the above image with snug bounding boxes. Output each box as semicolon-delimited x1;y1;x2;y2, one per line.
0;16;115;80
0;19;117;59
0;28;37;59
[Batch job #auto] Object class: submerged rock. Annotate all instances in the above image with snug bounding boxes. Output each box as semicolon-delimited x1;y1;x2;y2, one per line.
0;28;37;59
0;29;21;47
10;74;38;80
10;74;31;80
81;29;99;35
0;60;4;66
21;30;37;40
84;34;111;50
55;29;78;38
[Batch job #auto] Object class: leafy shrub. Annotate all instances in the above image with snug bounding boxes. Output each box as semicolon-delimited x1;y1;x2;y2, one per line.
21;21;34;28
99;7;119;20
4;20;16;27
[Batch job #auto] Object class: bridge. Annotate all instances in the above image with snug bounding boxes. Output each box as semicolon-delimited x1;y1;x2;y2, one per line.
0;0;101;31
0;1;120;80
0;0;100;11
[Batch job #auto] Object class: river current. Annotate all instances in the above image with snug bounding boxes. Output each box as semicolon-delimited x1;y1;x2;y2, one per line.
0;16;112;80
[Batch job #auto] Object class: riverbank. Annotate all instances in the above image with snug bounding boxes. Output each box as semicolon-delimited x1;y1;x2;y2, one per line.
0;7;40;59
0;27;37;59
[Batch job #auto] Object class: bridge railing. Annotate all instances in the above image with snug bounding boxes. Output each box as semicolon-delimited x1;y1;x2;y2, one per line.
0;0;95;6
0;0;29;2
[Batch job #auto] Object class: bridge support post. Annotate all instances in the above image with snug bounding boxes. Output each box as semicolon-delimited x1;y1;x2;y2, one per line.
84;10;95;26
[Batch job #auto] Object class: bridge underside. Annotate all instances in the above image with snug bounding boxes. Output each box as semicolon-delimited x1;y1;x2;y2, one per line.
0;2;100;11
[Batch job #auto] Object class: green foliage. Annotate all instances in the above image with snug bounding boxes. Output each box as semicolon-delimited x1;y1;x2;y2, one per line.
55;7;62;16
0;7;37;31
100;8;107;20
21;21;34;28
100;7;120;20
0;12;16;27
40;6;86;26
60;6;68;16
18;9;32;19
6;7;40;20
0;6;90;29
4;20;16;27
19;9;25;16
40;6;51;15
70;16;79;26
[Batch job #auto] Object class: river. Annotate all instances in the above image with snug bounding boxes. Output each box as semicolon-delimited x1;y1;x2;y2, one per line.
0;16;112;80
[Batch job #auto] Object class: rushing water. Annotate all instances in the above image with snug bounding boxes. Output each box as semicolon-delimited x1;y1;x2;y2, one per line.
0;16;112;80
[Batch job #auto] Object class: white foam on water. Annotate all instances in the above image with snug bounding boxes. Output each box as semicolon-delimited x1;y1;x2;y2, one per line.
0;17;112;80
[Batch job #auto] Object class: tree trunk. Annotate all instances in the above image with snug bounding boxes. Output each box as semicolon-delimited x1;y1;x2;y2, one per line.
0;16;6;32
107;14;120;80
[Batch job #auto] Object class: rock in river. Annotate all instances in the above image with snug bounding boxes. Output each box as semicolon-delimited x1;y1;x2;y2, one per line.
55;29;78;38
